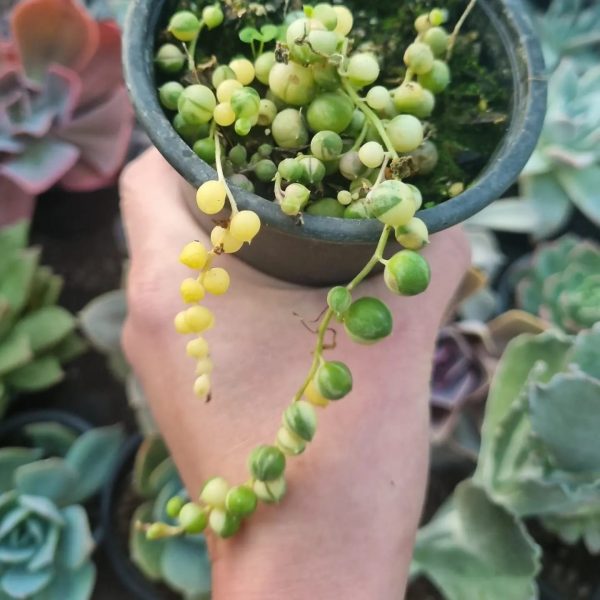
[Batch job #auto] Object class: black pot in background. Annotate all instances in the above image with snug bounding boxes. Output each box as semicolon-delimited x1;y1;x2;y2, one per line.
123;0;547;285
100;434;179;600
0;410;104;544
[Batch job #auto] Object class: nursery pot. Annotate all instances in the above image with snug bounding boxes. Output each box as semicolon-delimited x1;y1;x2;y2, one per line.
0;410;105;544
100;434;179;600
123;0;546;285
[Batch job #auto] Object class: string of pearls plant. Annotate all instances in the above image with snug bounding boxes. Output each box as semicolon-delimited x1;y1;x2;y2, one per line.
142;1;475;540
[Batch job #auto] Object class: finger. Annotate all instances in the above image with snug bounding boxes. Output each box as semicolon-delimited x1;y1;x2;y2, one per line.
119;147;201;258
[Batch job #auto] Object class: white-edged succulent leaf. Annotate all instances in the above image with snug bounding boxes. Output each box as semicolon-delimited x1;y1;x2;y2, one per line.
412;480;541;600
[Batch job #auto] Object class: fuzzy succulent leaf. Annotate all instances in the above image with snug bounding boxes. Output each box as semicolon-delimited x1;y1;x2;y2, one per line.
63;424;124;504
412;480;541;600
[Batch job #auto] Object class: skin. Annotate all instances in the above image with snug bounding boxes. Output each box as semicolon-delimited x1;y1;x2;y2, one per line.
120;148;470;600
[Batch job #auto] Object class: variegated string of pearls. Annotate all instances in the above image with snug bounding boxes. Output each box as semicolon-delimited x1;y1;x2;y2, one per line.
142;3;461;540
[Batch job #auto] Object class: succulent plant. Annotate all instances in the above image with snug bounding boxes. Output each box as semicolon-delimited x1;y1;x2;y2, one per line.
516;235;600;333
468;2;600;238
0;0;134;226
530;0;600;70
0;221;86;415
129;436;211;599
413;324;600;600
0;421;124;599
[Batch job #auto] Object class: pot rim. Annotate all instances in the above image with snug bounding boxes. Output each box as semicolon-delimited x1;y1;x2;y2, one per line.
123;0;547;241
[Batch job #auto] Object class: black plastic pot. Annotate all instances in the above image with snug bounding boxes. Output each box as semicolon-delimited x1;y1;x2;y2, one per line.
0;410;104;544
100;434;179;600
123;0;546;285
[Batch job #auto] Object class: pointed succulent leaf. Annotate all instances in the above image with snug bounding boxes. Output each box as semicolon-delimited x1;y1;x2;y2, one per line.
0;222;28;257
23;423;78;458
56;505;94;569
129;502;164;580
132;436;169;497
0;448;43;494
78;290;126;354
475;331;572;488
13;306;76;354
18;495;64;525
52;332;88;364
27;523;60;571
0;248;39;315
557;164;600;226
148;458;180;500
160;536;211;598
0;333;32;377
15;458;78;505
0;545;36;565
5;356;64;392
27;266;64;311
63;425;124;504
530;373;600;473
412;480;540;600
40;560;95;600
0;565;53;598
523;173;573;239
0;506;30;539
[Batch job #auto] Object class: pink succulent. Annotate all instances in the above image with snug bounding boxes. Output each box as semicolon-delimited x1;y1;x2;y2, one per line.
0;0;134;225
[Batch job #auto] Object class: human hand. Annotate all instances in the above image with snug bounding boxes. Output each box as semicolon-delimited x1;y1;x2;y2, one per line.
121;148;470;600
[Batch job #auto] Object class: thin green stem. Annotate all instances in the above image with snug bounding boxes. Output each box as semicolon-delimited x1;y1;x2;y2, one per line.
447;0;478;60
292;225;392;403
351;120;369;151
187;21;206;73
342;79;399;159
213;125;239;214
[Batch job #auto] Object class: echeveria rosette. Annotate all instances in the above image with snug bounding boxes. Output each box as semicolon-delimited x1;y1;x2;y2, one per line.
129;437;211;600
0;423;124;599
0;0;134;226
516;235;600;333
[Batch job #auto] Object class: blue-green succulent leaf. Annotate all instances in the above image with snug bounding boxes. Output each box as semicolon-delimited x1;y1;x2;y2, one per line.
530;373;600;473
39;561;95;600
129;503;164;580
14;459;77;506
64;425;124;504
132;437;169;498
160;536;211;598
27;523;60;571
18;495;64;526
0;507;30;540
569;323;600;380
13;306;75;354
78;290;126;355
1;565;53;599
557;164;600;226
22;423;78;458
412;480;540;600
0;545;35;565
56;506;94;570
0;449;44;494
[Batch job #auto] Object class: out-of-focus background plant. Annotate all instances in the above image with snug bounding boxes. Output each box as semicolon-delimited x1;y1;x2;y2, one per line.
0;0;133;226
0;420;123;599
0;221;85;416
469;0;600;238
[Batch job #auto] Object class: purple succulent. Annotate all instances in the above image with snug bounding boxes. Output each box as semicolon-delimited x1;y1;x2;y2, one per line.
0;0;134;225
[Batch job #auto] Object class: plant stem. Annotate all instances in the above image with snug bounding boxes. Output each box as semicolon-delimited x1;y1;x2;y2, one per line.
213;124;239;214
342;79;399;159
351;120;369;151
447;0;478;60
187;22;206;74
292;225;392;403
